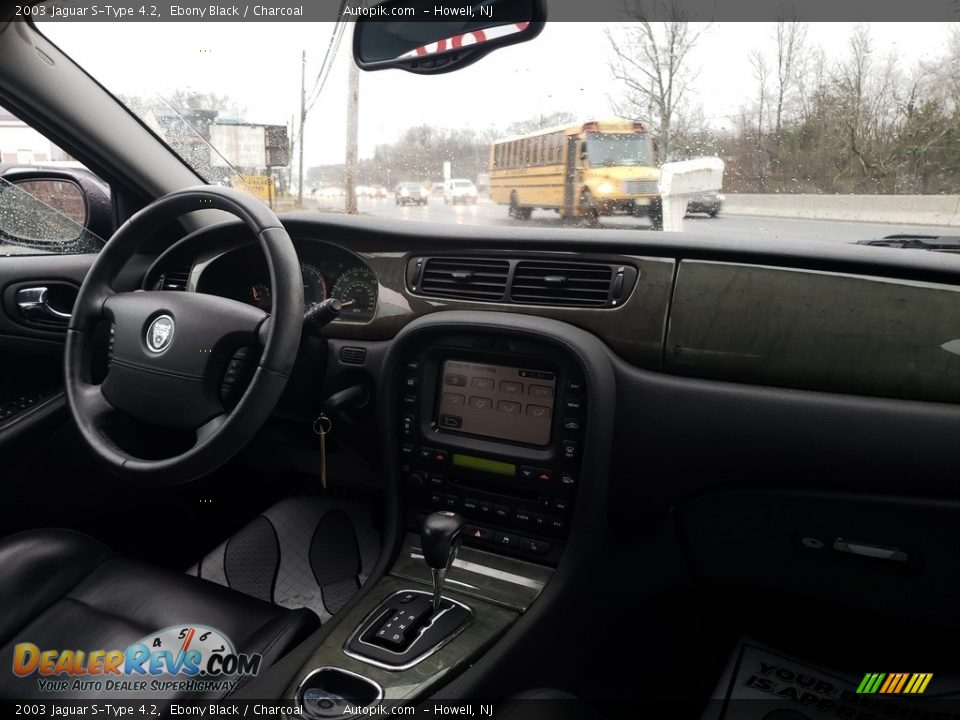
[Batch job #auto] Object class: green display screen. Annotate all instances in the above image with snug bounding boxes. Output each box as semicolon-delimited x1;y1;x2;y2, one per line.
452;453;516;477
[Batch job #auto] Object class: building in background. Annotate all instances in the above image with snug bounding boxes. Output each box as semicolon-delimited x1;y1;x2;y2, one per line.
0;107;77;166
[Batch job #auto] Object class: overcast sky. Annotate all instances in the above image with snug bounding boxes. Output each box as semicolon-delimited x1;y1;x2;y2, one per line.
42;21;953;167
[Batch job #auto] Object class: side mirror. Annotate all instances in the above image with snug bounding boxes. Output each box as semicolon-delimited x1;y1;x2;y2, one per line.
0;167;110;253
352;0;545;74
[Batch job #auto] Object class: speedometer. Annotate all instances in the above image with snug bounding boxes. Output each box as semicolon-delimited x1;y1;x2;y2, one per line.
330;267;378;321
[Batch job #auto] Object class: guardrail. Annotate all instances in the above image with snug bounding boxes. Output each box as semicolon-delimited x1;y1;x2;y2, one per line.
723;194;960;227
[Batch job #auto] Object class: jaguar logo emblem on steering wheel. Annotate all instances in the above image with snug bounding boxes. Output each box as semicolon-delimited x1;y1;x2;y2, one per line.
146;314;175;353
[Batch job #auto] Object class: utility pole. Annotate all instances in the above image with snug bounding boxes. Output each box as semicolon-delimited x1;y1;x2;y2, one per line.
297;50;306;208
344;7;361;214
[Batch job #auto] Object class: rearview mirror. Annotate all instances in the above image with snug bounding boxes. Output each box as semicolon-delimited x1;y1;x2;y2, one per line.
352;0;544;74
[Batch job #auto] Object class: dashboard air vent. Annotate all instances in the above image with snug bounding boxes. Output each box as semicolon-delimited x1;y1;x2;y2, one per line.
340;346;367;365
420;257;509;301
510;261;614;307
159;268;190;291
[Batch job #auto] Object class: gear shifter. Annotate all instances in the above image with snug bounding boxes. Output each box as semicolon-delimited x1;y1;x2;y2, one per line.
421;511;464;615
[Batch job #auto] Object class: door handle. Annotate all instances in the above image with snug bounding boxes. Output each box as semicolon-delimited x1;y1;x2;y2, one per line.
16;286;71;323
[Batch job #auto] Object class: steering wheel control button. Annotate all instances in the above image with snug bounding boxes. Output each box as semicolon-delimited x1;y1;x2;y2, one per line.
145;314;175;353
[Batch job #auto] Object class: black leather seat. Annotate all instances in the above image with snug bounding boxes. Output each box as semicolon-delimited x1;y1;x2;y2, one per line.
0;529;319;699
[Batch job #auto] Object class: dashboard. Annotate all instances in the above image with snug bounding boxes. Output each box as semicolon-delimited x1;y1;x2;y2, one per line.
143;215;960;405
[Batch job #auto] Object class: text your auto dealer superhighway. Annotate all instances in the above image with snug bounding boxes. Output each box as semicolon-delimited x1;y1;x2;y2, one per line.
169;5;304;16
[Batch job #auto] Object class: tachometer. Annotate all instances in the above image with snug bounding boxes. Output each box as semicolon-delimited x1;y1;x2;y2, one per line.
330;267;378;320
300;263;328;305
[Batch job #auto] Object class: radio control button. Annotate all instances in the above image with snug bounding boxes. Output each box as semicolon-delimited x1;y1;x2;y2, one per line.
401;443;415;457
566;379;584;392
445;373;467;387
553;498;570;512
524;538;551;555
406;360;421;372
404;376;419;389
403;393;417;405
499;381;523;395
560;471;576;486
531;513;549;529
562;441;578;460
471;377;494;390
562;417;581;431
463;497;480;512
478;501;493;515
442;494;458;508
536;468;553;482
494;505;510;520
564;397;583;411
519;465;536;480
401;415;415;436
427;473;444;486
494;532;518;548
432;449;448;464
514;509;533;525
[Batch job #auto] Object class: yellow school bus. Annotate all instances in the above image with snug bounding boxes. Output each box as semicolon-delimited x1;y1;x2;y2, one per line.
489;118;661;226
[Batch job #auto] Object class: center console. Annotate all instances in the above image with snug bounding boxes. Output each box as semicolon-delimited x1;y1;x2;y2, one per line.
287;313;613;717
398;339;587;565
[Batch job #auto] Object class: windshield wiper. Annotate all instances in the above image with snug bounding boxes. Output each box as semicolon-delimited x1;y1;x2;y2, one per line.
857;234;960;253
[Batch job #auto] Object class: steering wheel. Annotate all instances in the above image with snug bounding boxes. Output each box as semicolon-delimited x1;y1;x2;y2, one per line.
65;186;303;485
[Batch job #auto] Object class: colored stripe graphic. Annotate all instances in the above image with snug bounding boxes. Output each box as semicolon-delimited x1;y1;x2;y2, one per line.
857;672;932;694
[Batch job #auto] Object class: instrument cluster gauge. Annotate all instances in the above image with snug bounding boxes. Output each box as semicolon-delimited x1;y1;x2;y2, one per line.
300;263;329;305
248;264;328;310
330;266;378;321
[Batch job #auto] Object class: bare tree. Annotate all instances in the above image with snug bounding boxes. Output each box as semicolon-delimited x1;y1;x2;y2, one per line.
773;20;806;144
606;7;707;161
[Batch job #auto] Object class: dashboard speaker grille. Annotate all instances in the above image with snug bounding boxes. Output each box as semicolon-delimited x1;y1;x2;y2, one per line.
420;257;509;301
510;261;613;307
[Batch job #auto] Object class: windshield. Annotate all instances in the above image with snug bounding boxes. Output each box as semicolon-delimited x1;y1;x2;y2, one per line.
40;20;960;245
585;133;652;167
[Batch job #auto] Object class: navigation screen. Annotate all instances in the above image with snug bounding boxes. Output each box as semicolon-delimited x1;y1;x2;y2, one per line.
436;360;555;446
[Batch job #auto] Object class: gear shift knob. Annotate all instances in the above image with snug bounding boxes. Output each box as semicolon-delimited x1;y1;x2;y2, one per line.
421;511;464;614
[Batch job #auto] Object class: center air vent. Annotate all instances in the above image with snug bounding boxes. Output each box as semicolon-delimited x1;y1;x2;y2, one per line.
510;261;614;307
419;257;509;301
159;268;190;291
